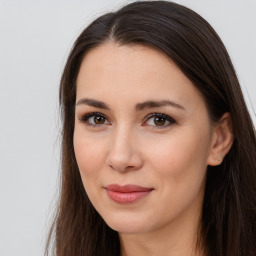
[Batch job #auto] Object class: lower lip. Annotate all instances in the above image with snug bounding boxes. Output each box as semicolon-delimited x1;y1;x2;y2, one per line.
106;190;152;204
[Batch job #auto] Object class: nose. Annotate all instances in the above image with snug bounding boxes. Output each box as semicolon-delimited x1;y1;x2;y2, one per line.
106;126;143;172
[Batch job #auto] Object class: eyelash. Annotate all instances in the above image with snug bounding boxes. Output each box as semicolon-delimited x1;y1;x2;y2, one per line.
78;112;176;128
143;113;176;128
79;112;110;127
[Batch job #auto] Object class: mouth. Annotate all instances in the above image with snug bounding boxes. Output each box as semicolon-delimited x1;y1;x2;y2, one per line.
105;184;154;204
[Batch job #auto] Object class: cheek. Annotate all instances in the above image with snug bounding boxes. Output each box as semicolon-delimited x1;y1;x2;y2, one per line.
145;126;211;187
73;131;107;208
73;130;106;178
141;129;210;223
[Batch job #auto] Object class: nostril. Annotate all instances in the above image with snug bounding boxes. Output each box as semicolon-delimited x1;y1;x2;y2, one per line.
106;135;143;172
107;154;143;172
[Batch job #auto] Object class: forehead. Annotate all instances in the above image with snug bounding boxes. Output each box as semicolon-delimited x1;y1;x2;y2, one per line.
77;43;177;86
76;42;205;111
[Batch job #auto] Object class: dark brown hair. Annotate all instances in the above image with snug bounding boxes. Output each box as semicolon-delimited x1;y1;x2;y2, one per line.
46;1;256;255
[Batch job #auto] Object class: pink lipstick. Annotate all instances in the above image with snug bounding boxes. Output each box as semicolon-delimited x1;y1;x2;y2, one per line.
105;184;153;204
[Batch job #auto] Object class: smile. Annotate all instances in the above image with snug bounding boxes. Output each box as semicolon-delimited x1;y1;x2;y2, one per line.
105;184;154;204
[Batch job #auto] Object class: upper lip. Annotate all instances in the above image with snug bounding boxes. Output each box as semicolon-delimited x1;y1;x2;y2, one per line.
105;184;154;193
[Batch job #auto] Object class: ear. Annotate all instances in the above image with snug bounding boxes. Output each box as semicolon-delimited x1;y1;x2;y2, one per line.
207;112;234;166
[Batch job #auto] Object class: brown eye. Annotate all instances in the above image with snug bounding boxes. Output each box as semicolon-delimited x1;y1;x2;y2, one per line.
154;117;166;126
143;113;176;128
94;116;106;124
79;113;110;126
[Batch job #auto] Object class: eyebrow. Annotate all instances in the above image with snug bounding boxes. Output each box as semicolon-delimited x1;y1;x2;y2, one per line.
135;100;185;111
76;98;110;110
76;98;185;111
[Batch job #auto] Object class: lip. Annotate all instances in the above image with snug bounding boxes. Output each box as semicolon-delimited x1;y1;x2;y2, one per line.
105;184;154;204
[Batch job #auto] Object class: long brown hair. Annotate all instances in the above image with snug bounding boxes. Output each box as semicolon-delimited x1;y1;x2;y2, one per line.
46;1;256;255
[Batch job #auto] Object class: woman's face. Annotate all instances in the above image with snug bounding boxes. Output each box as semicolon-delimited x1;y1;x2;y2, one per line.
74;43;215;234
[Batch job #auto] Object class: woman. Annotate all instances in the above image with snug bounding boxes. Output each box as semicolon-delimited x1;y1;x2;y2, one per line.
46;1;256;256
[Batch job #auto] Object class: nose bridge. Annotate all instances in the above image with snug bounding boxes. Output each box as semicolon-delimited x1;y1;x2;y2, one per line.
106;123;142;172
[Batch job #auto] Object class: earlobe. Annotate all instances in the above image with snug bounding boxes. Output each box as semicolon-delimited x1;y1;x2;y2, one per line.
207;112;234;166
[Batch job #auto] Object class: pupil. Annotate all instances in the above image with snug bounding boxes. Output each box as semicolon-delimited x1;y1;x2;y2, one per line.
154;117;165;126
94;116;105;124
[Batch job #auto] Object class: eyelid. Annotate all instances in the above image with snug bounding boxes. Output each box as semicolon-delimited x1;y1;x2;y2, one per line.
143;112;176;128
78;111;176;128
78;112;111;126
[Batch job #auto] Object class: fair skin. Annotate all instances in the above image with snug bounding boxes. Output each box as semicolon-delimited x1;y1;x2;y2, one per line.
73;43;233;256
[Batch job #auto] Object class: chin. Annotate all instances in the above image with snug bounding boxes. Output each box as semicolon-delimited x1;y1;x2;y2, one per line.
102;212;155;234
107;221;147;234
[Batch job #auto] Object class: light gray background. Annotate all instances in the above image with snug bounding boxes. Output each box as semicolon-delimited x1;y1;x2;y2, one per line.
0;0;255;255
